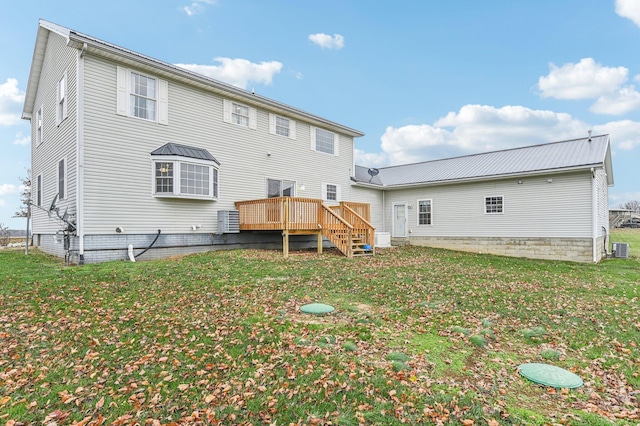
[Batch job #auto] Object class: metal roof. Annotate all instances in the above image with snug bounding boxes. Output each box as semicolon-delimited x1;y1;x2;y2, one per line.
354;135;613;188
150;143;220;164
23;20;365;138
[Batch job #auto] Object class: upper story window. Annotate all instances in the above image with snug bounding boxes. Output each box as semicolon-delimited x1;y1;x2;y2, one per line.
485;196;503;214
269;113;296;139
116;66;168;124
232;103;248;126
131;72;156;120
151;143;219;200
58;158;66;200
311;127;338;156
223;99;257;129
56;72;68;125
36;106;43;146
418;199;432;225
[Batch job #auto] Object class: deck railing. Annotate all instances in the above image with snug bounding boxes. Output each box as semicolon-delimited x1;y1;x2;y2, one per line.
235;197;374;257
332;202;375;253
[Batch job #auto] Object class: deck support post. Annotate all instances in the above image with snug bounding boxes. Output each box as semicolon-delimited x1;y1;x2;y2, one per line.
282;230;289;258
317;231;323;254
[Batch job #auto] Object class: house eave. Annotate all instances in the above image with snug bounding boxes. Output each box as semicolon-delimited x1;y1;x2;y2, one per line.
353;164;604;190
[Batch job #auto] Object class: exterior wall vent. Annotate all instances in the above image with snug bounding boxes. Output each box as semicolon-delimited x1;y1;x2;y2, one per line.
217;210;240;233
612;242;629;259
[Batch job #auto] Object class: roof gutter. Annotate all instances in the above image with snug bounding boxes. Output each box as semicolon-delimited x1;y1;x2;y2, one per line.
352;163;605;190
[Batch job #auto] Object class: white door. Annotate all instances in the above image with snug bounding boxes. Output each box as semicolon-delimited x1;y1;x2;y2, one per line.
392;203;407;237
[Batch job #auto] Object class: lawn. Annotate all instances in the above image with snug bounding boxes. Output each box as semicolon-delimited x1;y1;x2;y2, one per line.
1;231;638;425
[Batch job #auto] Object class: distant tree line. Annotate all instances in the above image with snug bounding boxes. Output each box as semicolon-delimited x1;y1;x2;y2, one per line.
620;200;640;213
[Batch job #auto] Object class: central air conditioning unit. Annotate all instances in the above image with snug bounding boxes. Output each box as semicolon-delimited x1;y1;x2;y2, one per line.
217;210;240;233
612;242;629;259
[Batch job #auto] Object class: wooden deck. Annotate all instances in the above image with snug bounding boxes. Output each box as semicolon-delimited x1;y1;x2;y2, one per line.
234;197;375;258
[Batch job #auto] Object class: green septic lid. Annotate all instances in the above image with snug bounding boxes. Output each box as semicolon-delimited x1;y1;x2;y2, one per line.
518;363;583;388
300;303;335;315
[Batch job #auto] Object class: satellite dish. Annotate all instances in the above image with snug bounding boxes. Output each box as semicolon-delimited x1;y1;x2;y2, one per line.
48;193;59;213
367;168;379;182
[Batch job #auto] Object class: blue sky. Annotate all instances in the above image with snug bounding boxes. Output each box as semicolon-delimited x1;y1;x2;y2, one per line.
1;0;639;229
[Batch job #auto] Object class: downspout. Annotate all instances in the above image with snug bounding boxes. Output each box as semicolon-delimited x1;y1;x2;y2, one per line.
591;167;597;263
382;190;386;232
76;43;87;264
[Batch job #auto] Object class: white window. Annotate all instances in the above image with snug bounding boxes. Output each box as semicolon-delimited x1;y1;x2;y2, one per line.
322;183;341;202
418;199;432;225
56;72;67;125
36;106;43;146
269;113;296;139
153;159;218;200
116;66;168;124
485;196;503;214
131;72;156;120
311;127;338;156
36;174;42;207
57;158;66;200
223;99;257;129
267;179;295;198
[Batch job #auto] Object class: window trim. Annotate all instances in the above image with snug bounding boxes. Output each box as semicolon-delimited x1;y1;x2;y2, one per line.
116;66;168;125
266;178;296;198
151;155;219;200
56;71;68;126
57;157;67;201
484;195;504;214
322;182;341;202
223;99;257;129
417;199;433;226
311;127;339;156
36;174;42;207
268;113;296;139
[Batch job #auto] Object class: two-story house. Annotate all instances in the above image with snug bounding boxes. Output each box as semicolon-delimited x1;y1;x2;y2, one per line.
23;20;614;264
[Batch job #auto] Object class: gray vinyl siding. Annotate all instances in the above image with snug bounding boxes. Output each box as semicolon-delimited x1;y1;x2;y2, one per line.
30;32;78;235
351;186;384;229
82;55;355;235
383;171;593;238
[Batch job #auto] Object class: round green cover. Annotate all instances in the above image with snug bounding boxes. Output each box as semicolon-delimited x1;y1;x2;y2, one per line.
300;303;335;315
518;363;583;388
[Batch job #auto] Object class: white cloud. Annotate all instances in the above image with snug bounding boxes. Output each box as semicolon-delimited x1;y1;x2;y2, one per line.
12;131;29;146
616;0;640;27
183;0;216;16
377;105;587;165
175;58;283;90
354;148;389;168
308;33;345;50
538;58;628;100
590;86;640;115
593;120;640;151
0;184;18;196
0;78;25;126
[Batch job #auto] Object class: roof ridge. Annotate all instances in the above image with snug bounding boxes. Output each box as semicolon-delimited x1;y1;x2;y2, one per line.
361;134;609;170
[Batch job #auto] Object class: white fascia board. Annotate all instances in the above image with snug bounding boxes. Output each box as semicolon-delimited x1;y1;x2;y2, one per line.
353;163;603;191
